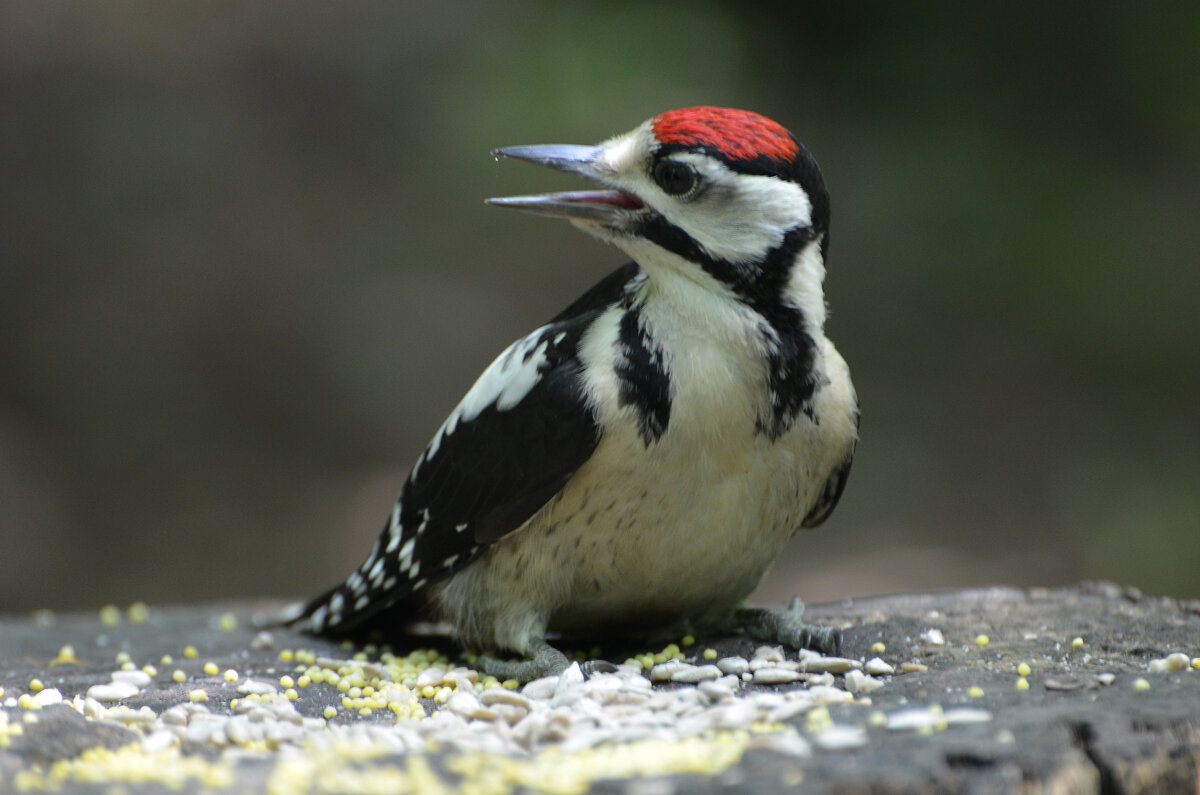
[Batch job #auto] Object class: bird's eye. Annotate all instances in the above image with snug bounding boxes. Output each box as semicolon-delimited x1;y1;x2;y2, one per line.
652;160;699;197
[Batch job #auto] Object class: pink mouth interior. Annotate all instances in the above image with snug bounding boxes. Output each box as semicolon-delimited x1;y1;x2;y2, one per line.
562;190;644;210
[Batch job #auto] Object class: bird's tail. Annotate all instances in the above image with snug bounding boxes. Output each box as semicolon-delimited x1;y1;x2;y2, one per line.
283;525;434;641
283;579;433;641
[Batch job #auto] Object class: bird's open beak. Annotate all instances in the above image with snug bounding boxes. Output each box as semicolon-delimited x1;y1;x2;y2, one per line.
486;144;644;222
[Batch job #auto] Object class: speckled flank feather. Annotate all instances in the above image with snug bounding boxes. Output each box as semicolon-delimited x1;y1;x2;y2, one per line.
652;107;799;165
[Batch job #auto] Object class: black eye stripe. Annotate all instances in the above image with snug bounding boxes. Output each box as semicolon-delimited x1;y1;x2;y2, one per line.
652;159;699;197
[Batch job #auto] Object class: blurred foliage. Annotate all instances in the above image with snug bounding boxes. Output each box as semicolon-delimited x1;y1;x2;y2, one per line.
1;1;1197;611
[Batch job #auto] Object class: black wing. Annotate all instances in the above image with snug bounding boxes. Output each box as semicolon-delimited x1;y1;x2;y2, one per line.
799;453;854;528
293;264;643;636
800;408;859;529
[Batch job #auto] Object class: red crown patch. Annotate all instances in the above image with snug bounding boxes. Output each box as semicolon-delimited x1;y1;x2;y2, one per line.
651;107;798;164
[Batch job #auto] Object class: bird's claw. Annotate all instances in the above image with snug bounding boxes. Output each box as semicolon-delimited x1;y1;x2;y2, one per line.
734;597;842;657
473;641;614;683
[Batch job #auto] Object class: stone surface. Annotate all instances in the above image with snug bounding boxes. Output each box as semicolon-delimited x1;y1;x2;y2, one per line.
1;583;1198;793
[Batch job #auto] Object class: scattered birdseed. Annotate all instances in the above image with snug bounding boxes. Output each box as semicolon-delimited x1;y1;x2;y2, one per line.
224;669;239;683
12;613;1046;790
864;658;894;676
28;679;44;692
217;612;238;632
128;602;150;623
798;653;859;674
649;660;690;682
681;635;695;647
900;662;928;674
1071;637;1083;648
1017;662;1031;677
844;670;883;694
886;705;946;731
99;604;122;627
943;707;992;725
113;670;152;688
870;642;886;653
920;629;945;646
702;648;718;661
1015;677;1029;691
968;687;984;698
805;706;834;733
753;668;803;685
1148;652;1190;673
51;645;79;665
812;724;868;750
974;635;989;647
1132;677;1150;691
672;665;722;684
184;646;198;659
237;680;276;696
717;657;749;676
87;682;140;702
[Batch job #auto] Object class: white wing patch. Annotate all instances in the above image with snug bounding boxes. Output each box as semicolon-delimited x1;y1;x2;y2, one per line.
412;327;555;481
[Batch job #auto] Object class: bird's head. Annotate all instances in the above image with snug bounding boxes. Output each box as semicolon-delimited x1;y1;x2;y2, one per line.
489;106;831;321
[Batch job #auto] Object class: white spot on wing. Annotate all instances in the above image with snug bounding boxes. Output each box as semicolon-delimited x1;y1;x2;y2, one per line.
421;327;555;464
398;538;417;569
311;605;328;629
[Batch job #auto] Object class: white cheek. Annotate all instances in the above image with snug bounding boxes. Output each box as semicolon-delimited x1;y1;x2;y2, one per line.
669;175;812;265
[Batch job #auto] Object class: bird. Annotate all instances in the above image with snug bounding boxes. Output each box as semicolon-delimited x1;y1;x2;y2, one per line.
289;106;859;681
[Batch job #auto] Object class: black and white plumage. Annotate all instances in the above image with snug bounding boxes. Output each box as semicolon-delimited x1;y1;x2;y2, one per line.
292;107;859;678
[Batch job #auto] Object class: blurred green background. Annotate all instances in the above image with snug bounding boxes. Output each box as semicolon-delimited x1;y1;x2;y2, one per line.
2;2;1198;613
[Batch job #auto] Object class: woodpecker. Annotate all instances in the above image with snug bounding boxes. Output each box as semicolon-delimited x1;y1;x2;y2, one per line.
291;107;859;681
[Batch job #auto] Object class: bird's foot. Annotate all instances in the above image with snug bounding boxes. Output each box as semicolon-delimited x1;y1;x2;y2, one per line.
474;639;614;683
733;596;842;656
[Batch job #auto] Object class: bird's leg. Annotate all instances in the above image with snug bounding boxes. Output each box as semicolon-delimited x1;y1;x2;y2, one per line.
732;596;842;656
474;638;573;682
